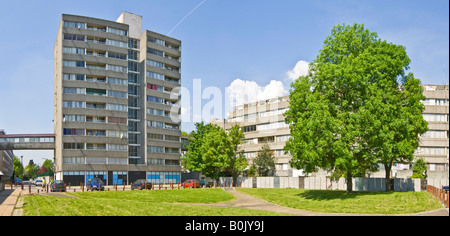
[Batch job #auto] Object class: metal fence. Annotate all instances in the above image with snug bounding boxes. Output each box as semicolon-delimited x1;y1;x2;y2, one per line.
427;185;449;208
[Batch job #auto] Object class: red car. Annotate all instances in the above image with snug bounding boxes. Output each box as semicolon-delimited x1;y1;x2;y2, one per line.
181;179;200;188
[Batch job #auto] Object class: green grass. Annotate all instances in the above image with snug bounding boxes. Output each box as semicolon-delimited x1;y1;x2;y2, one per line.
22;188;290;216
236;188;443;214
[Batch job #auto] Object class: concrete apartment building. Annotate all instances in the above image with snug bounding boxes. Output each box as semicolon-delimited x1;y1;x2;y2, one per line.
0;130;14;191
212;85;449;178
212;96;294;176
54;12;182;185
416;85;449;178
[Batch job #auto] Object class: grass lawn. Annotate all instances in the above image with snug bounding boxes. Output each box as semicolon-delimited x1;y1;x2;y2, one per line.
237;188;443;215
22;188;290;216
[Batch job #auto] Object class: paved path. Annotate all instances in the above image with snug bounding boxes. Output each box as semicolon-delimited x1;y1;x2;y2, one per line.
0;189;21;216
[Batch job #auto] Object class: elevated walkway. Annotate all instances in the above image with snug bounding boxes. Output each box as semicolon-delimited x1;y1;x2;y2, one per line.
0;134;55;150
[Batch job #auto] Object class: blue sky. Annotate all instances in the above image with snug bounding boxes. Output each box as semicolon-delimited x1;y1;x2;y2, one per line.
0;0;448;165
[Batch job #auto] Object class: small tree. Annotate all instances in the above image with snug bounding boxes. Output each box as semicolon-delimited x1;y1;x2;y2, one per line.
254;144;276;176
411;157;428;179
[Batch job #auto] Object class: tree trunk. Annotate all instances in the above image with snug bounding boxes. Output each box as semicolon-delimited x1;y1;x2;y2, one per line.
346;171;353;194
384;164;392;191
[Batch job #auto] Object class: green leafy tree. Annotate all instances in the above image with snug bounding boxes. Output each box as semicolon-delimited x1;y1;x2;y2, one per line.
42;159;54;175
284;23;427;193
225;124;248;180
13;156;23;179
183;122;216;172
184;123;247;182
411;157;428;179
254;144;276;176
24;160;39;180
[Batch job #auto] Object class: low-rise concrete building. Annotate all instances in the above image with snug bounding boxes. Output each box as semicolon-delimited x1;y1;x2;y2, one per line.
0;130;14;191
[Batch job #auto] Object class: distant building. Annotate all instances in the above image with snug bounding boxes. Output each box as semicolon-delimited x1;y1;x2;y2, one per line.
212;85;449;178
0;130;14;191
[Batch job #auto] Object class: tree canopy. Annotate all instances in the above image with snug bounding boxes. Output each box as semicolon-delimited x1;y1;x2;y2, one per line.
284;23;427;193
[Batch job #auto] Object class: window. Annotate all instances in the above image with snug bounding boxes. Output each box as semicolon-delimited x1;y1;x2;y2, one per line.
63;60;85;68
147;71;164;80
148;159;164;165
107;104;127;111
86;88;106;96
63;34;85;41
420;130;447;138
147;108;166;116
165;160;180;166
108;117;127;124
108;77;127;85
106;39;128;48
128;49;138;60
86;76;106;83
63;129;85;136
147;60;164;68
148;146;165;153
421;99;449;106
86;143;106;150
108;131;128;138
108;52;127;60
165;148;180;154
108;144;128;151
148;133;164;140
147;121;164;128
423;114;448;122
276;135;291;142
63;74;85;81
108;90;127;98
63;87;85;94
86;102;106;109
63;101;85;108
63;21;86;29
165;135;179;142
147;96;164;104
128;61;139;72
63;47;85;55
107;64;127;72
86;116;106;123
63;115;85;122
147;84;163;91
243;125;256;132
63;143;85;150
63;157;85;164
147;37;165;46
147;48;164;57
107;27;127;36
86;130;106;136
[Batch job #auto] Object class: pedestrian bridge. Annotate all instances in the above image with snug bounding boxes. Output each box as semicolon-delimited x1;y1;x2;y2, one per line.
0;134;55;150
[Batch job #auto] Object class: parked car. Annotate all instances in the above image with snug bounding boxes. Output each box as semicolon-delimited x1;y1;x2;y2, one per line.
200;179;214;188
181;179;200;188
13;178;22;185
35;179;43;186
51;180;65;192
86;178;105;191
131;179;153;190
443;185;449;193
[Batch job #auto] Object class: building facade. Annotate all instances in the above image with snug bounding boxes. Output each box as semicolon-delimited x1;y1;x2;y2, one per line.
211;96;295;176
54;12;182;185
415;85;449;178
212;85;449;178
0;130;15;191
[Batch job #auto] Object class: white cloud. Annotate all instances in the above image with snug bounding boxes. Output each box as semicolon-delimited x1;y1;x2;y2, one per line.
287;60;310;81
226;79;288;107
